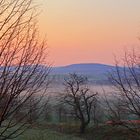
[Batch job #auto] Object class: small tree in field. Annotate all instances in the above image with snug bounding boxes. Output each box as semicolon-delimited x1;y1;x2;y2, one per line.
0;0;50;139
61;73;97;133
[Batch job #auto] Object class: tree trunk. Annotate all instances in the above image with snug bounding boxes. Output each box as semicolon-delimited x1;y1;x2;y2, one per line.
80;122;86;134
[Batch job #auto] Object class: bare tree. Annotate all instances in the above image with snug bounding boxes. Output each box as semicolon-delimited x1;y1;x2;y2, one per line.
61;73;97;134
106;50;140;135
0;0;50;139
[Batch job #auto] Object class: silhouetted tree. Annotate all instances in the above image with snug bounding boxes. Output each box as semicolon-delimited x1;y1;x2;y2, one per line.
106;50;140;135
0;0;50;139
61;73;97;133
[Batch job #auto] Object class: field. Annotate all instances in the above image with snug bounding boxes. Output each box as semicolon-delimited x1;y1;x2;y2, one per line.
15;124;140;140
16;128;83;140
14;84;138;140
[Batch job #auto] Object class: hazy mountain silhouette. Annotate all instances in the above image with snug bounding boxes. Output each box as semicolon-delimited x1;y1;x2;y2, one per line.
52;63;115;74
0;63;122;85
52;63;119;84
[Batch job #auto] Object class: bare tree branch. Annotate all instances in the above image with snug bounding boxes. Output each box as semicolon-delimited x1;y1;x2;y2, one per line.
0;0;50;139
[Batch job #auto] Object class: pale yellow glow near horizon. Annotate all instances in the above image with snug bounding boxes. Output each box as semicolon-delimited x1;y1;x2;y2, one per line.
38;0;140;66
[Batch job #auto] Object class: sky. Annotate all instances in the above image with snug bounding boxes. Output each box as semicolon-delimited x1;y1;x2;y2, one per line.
38;0;140;66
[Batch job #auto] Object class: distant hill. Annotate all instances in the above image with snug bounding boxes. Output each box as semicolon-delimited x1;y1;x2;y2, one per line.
0;63;122;85
51;63;119;85
52;63;115;74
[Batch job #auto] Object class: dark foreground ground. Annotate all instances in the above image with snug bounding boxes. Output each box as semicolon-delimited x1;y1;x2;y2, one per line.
15;123;140;140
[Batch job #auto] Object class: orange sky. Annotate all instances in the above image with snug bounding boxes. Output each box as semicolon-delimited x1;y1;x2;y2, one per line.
38;0;140;66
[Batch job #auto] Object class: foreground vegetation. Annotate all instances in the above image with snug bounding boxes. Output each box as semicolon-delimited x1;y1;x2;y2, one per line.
14;123;140;140
16;129;83;140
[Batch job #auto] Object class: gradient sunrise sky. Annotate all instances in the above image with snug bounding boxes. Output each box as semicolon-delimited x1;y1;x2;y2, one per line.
38;0;140;66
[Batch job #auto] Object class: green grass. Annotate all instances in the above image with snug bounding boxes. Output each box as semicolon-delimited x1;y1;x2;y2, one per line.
13;123;140;140
15;128;83;140
80;126;140;140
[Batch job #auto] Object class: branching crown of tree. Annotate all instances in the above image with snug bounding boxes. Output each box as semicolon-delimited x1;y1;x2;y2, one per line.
0;0;50;139
62;73;97;133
